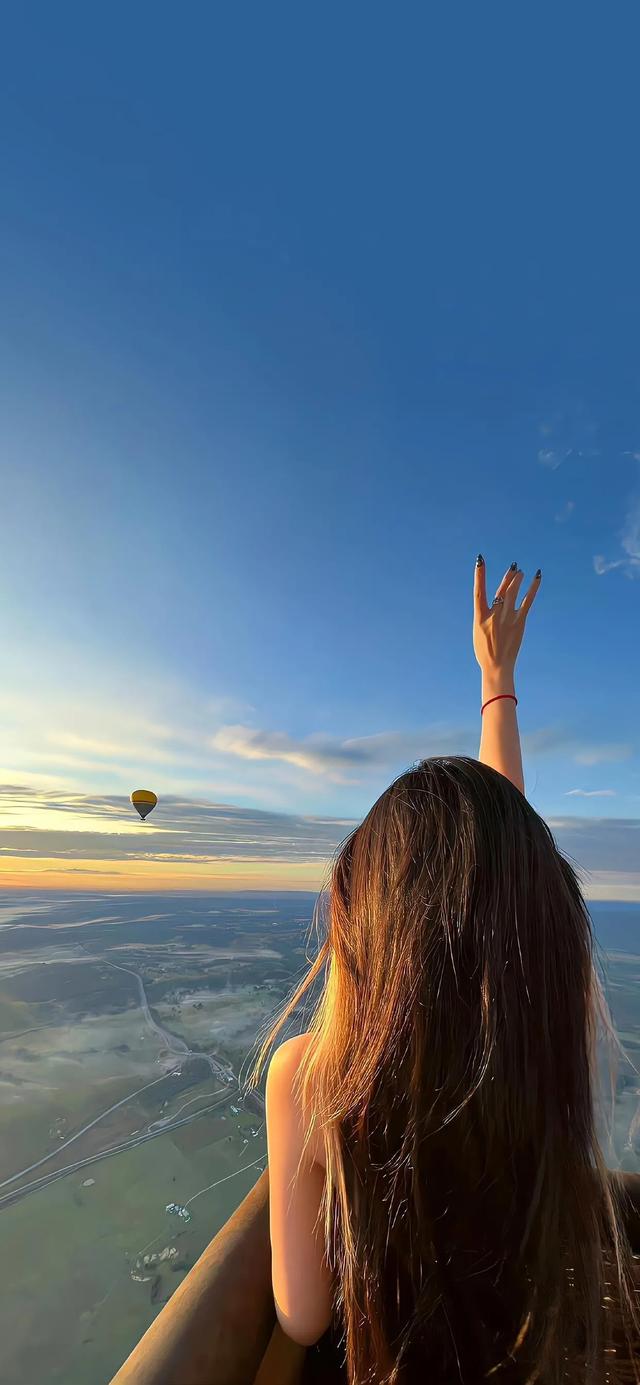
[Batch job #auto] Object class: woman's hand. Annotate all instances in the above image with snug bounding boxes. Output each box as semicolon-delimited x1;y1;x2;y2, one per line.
473;556;541;678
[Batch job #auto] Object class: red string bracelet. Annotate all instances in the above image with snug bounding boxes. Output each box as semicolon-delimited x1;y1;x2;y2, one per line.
481;693;518;715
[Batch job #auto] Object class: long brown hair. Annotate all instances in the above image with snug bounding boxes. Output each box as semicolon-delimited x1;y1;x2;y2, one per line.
246;756;640;1383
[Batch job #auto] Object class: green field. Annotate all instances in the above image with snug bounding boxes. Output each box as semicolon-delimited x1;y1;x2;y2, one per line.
0;894;306;1385
2;1114;264;1385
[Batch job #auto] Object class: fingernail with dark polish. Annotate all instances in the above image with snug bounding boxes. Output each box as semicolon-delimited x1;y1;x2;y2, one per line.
510;561;517;570
476;553;484;566
536;568;541;578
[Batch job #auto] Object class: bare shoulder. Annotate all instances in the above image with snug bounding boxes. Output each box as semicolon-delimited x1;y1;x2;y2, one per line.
269;1031;314;1073
267;1032;325;1168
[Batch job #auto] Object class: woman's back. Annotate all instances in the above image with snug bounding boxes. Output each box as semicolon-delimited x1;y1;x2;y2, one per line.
260;757;640;1383
250;560;640;1383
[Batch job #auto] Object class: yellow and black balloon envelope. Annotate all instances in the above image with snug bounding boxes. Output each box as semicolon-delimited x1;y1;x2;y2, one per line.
130;789;158;821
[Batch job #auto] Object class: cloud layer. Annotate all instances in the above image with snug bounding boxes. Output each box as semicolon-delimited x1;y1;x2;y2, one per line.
1;786;639;898
0;785;356;865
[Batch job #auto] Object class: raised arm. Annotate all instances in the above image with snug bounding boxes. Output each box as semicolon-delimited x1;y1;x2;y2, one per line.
473;555;541;796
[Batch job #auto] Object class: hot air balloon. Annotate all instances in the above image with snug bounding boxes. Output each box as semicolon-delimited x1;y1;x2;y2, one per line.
130;789;158;822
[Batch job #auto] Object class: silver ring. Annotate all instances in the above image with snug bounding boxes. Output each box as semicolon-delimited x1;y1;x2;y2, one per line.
491;596;504;607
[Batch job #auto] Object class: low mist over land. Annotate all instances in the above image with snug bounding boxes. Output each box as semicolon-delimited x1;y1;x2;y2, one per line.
0;890;639;1384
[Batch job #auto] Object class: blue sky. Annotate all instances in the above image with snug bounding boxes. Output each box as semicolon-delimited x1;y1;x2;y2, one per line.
1;7;639;894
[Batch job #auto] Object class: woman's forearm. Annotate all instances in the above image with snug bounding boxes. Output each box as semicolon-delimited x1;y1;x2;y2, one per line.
478;670;525;796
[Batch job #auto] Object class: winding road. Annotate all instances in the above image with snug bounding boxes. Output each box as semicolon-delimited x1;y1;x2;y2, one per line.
0;950;263;1204
104;958;242;1089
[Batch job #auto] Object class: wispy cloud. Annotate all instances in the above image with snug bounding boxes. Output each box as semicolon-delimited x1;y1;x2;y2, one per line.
0;768;72;789
565;788;616;797
210;724;477;782
506;727;633;766
211;723;635;782
572;743;634;766
538;449;564;470
47;732;191;764
537;410;640;578
554;499;575;524
537;404;599;470
593;484;640;579
538;448;599;469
